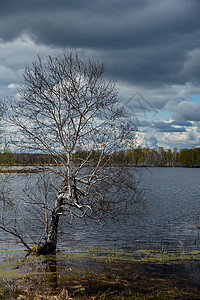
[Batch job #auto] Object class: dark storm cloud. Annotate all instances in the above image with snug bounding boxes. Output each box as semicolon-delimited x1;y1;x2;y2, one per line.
171;120;193;127
139;120;189;133
0;0;200;86
153;121;186;132
173;101;200;121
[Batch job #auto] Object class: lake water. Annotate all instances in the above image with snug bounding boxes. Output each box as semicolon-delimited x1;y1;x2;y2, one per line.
1;167;200;254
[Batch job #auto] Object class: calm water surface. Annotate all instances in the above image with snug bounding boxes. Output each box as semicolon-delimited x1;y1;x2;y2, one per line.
1;167;200;254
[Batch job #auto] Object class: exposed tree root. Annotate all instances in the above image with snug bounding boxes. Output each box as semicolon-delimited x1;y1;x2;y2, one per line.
27;243;56;255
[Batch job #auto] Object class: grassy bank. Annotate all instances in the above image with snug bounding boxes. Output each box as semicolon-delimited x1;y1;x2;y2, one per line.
0;249;200;299
0;169;40;173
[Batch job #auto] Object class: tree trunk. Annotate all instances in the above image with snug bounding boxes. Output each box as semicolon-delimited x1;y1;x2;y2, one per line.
38;193;64;255
46;208;60;253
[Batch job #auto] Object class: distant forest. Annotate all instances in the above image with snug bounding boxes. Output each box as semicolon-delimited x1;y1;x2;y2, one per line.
1;147;200;168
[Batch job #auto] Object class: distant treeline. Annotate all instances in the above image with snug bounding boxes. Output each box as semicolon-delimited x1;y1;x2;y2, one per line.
1;147;200;167
121;147;200;167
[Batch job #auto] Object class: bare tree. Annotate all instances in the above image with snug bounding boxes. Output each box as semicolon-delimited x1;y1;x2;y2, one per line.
8;51;144;254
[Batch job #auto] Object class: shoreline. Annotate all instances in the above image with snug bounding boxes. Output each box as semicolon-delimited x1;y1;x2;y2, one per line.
0;169;40;173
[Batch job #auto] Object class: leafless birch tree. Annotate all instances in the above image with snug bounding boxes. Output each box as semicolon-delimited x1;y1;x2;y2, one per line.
8;51;144;254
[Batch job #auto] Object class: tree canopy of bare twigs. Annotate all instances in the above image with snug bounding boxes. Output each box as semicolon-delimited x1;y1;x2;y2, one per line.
7;51;145;254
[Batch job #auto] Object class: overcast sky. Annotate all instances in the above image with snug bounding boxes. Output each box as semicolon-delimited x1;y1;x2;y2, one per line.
1;0;200;149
